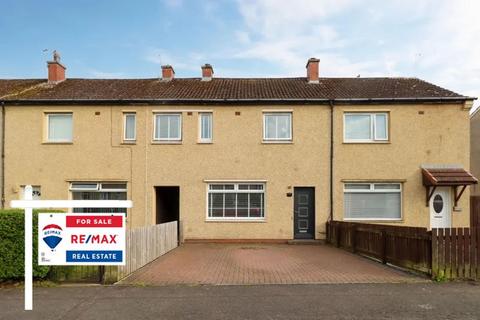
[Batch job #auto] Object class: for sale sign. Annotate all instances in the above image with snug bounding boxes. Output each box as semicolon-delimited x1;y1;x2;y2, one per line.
38;213;126;265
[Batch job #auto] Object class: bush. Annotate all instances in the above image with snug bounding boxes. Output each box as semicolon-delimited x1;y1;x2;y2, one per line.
0;209;62;280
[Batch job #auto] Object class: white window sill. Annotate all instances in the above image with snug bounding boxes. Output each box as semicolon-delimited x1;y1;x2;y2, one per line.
42;141;73;145
262;140;293;144
197;141;213;144
152;140;182;145
343;218;403;222
206;218;266;223
122;140;136;145
343;140;390;144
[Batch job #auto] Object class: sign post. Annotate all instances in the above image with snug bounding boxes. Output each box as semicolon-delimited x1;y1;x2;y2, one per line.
24;186;33;311
10;185;133;311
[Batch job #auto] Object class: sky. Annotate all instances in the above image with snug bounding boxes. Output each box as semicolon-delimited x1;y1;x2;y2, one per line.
0;0;479;108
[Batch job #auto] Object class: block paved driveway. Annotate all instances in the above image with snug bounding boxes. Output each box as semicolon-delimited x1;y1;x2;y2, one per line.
120;243;425;285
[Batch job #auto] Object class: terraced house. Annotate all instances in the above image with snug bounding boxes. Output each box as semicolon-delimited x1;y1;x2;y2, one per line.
0;54;477;242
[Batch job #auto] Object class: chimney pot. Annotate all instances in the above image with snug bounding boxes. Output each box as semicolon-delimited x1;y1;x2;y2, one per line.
201;64;214;81
306;57;320;84
47;50;66;84
161;65;175;81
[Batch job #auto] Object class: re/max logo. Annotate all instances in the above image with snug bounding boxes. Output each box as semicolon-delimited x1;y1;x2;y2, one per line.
71;234;118;244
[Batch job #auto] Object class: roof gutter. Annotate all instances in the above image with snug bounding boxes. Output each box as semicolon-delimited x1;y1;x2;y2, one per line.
2;96;476;106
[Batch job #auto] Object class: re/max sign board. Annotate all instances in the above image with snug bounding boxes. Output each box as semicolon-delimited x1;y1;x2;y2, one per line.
38;213;126;265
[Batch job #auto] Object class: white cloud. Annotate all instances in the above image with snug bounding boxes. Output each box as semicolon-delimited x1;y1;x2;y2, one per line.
144;48;208;75
234;31;251;45
238;0;354;38
163;0;183;8
89;69;126;79
233;0;375;77
145;48;188;68
233;0;480;107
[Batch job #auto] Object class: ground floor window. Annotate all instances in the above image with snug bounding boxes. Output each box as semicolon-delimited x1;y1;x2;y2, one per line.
70;182;127;213
20;185;41;200
207;183;265;219
344;183;401;220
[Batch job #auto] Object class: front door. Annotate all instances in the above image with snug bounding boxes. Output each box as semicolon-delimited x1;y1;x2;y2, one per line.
294;187;315;239
430;187;451;229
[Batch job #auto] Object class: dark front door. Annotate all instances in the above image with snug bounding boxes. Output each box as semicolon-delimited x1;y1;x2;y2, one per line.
293;187;315;239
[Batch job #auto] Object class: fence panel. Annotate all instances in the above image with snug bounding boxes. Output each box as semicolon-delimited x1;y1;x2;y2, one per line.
326;221;431;274
471;196;480;228
117;221;178;281
431;227;480;280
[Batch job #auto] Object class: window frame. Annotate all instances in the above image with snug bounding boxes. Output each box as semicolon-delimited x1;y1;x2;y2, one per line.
45;112;73;143
69;182;128;192
343;182;402;221
198;112;213;143
263;112;293;142
20;185;41;200
69;182;128;214
123;113;136;142
153;113;182;142
343;112;389;143
206;182;266;221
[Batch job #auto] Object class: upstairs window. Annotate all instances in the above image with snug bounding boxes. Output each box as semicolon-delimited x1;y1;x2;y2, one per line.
123;113;136;141
46;113;73;142
344;113;388;142
154;113;182;141
263;113;292;141
199;113;212;143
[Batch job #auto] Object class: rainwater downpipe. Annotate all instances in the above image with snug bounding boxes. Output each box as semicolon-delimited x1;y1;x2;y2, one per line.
329;99;334;222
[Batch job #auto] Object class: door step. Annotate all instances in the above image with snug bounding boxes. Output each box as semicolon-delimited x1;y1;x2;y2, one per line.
287;239;325;245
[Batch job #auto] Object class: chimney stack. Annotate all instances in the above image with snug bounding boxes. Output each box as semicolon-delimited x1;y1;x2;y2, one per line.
161;65;175;81
201;64;214;81
306;58;320;84
47;50;66;84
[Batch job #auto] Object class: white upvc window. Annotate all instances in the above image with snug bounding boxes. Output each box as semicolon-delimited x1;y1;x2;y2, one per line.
46;113;73;142
20;185;41;200
344;183;402;220
207;183;265;220
70;182;127;213
199;112;213;143
344;113;388;142
123;113;136;141
263;112;292;141
153;113;182;141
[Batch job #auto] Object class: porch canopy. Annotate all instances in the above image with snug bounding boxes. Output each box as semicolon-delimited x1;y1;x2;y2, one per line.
422;167;478;207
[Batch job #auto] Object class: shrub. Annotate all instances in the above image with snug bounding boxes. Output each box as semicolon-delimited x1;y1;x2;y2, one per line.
0;209;62;280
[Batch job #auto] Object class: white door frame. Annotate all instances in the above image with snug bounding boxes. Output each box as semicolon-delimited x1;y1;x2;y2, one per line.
429;186;451;229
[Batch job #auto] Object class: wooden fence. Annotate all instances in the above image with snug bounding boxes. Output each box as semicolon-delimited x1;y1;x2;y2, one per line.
49;221;178;283
327;220;480;280
326;221;432;274
432;227;480;280
471;196;480;228
115;221;178;281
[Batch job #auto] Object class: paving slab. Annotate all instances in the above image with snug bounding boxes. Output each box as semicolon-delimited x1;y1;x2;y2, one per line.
121;243;425;285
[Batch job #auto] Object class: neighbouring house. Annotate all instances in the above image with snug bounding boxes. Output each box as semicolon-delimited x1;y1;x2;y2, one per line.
471;108;480;196
0;54;477;242
0;79;47;206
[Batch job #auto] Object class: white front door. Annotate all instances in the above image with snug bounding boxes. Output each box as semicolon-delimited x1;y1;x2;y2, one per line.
430;187;451;229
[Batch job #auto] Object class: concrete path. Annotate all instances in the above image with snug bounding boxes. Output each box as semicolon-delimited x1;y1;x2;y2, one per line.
121;243;423;285
1;283;480;319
